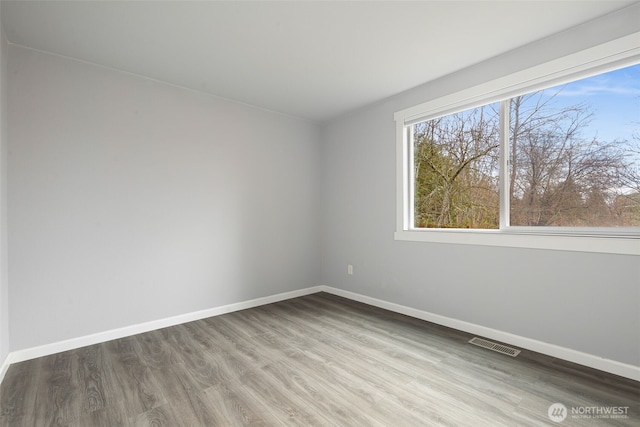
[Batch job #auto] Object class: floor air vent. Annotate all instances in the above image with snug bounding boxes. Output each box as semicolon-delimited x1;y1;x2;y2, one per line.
468;337;521;357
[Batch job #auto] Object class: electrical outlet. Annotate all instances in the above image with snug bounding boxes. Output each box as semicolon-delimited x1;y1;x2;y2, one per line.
347;264;353;275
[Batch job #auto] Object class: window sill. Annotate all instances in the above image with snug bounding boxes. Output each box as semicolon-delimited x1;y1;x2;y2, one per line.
394;229;640;255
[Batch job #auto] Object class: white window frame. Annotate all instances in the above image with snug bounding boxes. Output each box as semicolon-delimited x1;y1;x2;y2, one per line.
394;33;640;255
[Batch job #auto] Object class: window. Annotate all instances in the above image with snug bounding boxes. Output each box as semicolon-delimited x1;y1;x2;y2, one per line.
395;34;640;255
412;102;501;229
509;72;639;229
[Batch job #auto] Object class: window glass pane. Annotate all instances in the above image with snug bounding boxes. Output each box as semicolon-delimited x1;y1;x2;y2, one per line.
413;103;500;229
509;64;640;227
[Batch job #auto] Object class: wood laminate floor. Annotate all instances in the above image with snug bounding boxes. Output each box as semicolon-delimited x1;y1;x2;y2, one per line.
1;292;638;426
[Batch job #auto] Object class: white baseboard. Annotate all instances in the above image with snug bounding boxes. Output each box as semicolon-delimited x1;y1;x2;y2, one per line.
0;352;12;386
8;286;324;365
322;286;640;382
2;284;638;384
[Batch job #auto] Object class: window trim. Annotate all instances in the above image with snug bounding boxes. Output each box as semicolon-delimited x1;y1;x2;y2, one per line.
394;33;640;255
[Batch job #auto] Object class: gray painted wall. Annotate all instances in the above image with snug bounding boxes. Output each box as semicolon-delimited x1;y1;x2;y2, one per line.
8;45;320;351
319;9;640;366
0;4;9;366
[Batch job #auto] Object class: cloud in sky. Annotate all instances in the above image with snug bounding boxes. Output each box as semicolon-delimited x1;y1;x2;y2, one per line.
555;64;640;98
558;83;640;98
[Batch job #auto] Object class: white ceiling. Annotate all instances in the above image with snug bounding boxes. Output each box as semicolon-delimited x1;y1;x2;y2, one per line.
2;1;637;122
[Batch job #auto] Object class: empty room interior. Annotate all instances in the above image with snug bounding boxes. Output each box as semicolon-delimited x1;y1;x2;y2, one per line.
0;1;639;426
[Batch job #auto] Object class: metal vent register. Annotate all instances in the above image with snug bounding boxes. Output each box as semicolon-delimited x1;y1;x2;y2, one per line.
468;337;521;357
